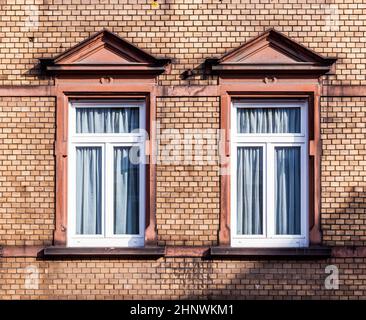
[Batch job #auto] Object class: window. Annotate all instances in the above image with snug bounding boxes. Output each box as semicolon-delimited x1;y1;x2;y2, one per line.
231;100;308;247
68;100;146;247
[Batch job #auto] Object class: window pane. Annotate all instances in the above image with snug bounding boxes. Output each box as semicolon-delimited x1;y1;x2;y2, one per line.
76;107;139;133
237;107;301;133
275;147;301;235
114;147;139;235
237;147;263;235
76;147;102;235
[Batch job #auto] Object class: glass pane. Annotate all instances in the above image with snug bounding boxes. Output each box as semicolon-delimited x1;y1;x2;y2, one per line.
237;107;301;133
76;107;139;133
114;147;140;235
275;147;301;235
76;147;102;235
237;147;263;235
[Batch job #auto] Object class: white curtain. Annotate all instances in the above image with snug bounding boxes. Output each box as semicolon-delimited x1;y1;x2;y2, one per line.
275;147;301;234
76;147;102;234
76;107;139;133
237;147;263;235
237;107;300;133
114;147;139;234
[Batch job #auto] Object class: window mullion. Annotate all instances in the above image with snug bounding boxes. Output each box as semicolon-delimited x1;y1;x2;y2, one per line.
301;144;308;242
104;143;113;238
231;141;238;241
67;144;76;244
139;140;146;238
266;142;275;238
262;144;267;238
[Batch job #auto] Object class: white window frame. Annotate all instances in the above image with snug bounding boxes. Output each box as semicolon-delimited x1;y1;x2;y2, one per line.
68;100;146;247
231;99;308;248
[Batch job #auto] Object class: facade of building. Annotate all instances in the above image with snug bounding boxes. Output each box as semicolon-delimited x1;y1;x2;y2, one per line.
1;0;366;299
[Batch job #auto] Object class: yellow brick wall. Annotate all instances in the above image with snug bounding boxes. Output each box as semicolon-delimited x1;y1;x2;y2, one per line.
156;97;220;246
321;97;366;246
0;97;55;246
0;0;365;85
0;257;365;299
1;0;366;300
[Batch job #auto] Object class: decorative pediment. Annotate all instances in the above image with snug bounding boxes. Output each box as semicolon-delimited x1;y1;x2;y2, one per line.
40;29;170;75
206;28;336;76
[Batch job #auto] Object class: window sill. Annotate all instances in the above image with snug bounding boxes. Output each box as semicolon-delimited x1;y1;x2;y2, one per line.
3;245;331;259
210;246;331;259
43;246;165;259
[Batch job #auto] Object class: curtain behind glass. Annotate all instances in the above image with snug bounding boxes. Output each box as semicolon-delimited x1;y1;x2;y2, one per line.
237;107;300;133
275;147;301;235
114;147;139;235
76;147;102;235
76;107;139;133
237;147;263;235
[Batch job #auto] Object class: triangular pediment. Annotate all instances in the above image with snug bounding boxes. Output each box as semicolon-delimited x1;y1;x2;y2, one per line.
68;44;139;65
206;28;336;76
234;44;300;64
41;29;170;75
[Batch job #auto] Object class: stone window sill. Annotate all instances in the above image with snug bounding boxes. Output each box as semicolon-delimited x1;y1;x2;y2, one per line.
43;246;165;259
210;246;331;259
1;245;332;259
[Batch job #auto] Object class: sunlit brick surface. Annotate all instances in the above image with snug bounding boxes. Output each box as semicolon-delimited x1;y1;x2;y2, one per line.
156;97;220;246
1;0;366;299
0;97;55;246
0;0;365;85
321;97;366;246
1;257;365;299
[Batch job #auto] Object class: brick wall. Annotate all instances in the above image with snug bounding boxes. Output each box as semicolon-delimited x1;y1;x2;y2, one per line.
0;0;365;86
0;97;55;246
321;97;366;247
1;0;366;299
1;257;365;299
156;97;220;246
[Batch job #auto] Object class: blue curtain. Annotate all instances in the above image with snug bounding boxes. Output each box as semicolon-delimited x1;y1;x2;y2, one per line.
275;147;301;235
237;107;300;133
114;147;139;234
76;147;102;235
237;147;263;235
76;107;139;133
